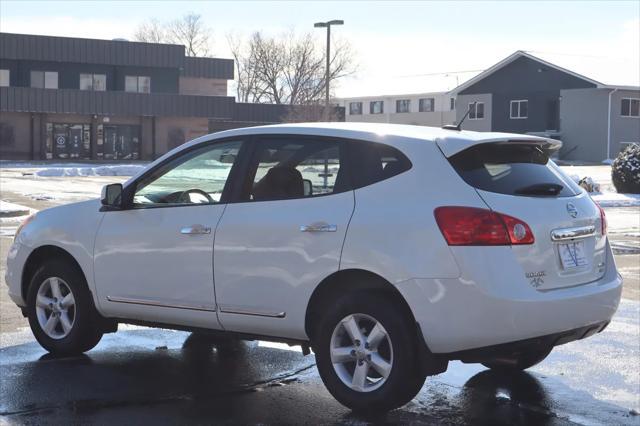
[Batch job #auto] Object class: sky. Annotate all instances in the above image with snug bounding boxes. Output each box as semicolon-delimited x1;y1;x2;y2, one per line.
0;1;638;98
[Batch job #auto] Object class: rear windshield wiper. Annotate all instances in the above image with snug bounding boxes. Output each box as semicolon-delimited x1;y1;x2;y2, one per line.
515;183;563;196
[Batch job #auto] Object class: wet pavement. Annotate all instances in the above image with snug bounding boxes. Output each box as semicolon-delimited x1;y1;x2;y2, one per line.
1;301;638;426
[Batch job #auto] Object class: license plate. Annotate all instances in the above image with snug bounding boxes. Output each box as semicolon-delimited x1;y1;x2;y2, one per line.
559;240;588;269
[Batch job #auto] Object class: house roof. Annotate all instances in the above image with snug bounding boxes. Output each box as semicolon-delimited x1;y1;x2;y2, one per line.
449;50;605;94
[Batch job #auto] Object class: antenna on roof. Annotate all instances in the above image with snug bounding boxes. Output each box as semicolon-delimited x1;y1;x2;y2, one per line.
442;101;476;131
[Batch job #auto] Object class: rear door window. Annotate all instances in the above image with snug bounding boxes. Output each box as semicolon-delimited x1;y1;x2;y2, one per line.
448;143;580;197
237;137;347;202
347;140;412;189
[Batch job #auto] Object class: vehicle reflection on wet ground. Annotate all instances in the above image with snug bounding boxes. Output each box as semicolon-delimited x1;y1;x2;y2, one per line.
1;325;637;425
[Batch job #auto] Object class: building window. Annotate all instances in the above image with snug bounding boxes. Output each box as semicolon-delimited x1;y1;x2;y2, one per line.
450;97;456;110
0;69;9;87
349;102;363;115
80;73;106;91
419;98;435;112
510;100;528;119
125;75;151;93
621;98;640;117
396;99;411;113
31;71;58;89
469;102;484;120
370;101;384;114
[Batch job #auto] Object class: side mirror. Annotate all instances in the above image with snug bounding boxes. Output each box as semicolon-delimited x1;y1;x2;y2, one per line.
303;179;313;197
101;183;123;208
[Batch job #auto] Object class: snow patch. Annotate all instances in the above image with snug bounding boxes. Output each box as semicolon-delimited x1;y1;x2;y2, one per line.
591;192;640;208
0;200;31;215
0;201;36;237
34;165;146;177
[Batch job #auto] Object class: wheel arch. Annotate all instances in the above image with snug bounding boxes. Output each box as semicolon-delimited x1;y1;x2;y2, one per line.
304;269;417;341
21;245;86;302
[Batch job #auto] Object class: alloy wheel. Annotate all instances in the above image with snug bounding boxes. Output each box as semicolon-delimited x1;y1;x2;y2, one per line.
35;277;76;339
329;313;394;392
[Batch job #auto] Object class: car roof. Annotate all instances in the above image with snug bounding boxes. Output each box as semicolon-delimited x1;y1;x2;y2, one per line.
196;122;560;158
126;122;560;185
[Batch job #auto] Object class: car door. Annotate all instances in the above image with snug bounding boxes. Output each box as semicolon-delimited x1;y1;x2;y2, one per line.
214;135;355;340
94;139;244;329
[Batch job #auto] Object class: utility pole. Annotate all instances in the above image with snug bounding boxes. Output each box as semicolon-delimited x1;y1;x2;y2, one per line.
314;19;344;121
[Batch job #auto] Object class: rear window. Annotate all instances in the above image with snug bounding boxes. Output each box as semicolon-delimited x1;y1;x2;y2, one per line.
449;143;580;197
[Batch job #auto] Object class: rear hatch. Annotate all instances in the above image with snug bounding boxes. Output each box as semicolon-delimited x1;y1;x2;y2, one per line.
444;140;607;290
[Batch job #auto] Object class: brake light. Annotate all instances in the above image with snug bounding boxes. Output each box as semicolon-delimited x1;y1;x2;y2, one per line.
434;206;534;246
597;203;607;235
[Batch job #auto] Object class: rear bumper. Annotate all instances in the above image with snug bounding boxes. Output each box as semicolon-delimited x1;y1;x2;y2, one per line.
446;320;609;363
396;242;622;354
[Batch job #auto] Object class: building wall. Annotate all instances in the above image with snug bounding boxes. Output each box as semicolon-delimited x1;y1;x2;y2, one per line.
0;111;31;159
459;56;596;133
179;77;227;96
560;88;640;162
559;88;609;162
456;93;493;132
610;89;640;157
339;93;456;128
0;33;344;161
0;59;180;93
154;116;209;155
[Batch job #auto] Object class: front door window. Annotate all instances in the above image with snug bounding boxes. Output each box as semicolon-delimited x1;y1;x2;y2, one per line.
133;140;243;206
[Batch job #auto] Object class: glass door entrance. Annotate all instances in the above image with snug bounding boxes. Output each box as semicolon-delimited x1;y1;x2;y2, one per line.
99;125;141;160
45;123;91;160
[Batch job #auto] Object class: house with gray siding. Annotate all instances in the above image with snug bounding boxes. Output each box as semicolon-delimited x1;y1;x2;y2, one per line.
451;51;639;162
560;87;639;161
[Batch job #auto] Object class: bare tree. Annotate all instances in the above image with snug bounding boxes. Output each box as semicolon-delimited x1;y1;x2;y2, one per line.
133;13;212;57
229;30;356;107
167;13;212;57
228;33;268;103
134;18;166;44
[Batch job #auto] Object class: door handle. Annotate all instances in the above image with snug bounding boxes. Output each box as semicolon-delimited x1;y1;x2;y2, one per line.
180;224;211;235
300;223;337;232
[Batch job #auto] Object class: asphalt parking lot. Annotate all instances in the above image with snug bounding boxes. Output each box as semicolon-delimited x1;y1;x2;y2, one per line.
0;168;639;425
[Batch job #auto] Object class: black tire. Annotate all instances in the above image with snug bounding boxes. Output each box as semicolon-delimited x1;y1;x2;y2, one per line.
314;291;426;412
481;348;552;372
26;259;103;356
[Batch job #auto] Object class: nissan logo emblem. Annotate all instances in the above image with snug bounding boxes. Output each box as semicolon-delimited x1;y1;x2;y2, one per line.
566;203;578;218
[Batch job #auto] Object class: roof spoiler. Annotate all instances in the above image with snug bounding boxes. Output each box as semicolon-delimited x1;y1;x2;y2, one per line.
437;137;562;158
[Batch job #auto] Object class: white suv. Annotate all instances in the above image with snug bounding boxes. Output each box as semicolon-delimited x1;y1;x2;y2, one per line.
5;123;622;411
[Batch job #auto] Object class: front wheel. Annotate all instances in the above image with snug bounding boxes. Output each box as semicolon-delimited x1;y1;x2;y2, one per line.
314;292;426;412
27;260;103;356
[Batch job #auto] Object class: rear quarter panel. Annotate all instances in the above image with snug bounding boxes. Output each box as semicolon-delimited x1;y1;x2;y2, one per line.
340;140;483;282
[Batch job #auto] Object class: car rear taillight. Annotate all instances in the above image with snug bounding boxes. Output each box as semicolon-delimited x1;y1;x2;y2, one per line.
597;203;607;235
434;206;534;246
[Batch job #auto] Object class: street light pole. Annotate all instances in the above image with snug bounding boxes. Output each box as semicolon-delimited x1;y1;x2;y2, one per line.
314;19;343;121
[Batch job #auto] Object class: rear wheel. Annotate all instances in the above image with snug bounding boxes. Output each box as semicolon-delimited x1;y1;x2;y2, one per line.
27;260;103;356
314;292;425;412
481;348;552;372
